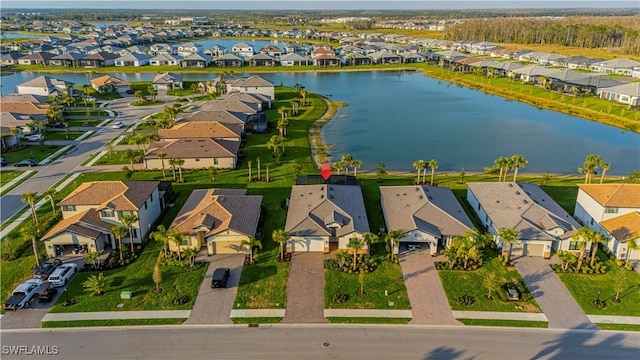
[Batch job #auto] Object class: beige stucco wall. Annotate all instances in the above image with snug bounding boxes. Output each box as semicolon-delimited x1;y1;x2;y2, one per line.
288;235;327;252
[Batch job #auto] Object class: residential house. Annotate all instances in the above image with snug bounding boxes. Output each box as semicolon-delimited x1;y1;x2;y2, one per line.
144;138;239;170
157;120;242;141
16;75;74;97
380;186;474;255
285;184;370;253
149;53;182;66
77;52;119;68
179;53;212;68
204;45;227;57
342;53;372;66
467;182;580;258
370;50;402;65
0;53;24;65
17;51;57;66
259;44;282;58
177;42;203;57
400;52;426;63
562;56;606;70
91;75;130;94
226;75;275;100
218;91;271;110
246;53;277;67
167;189;262;255
41;181;163;258
313;54;340;68
232;42;255;57
574;184;640;260
114;52;151;67
149;43;177;55
0;112;41;148
48;52;85;68
279;53;310;66
598;82;640;107
212;53;244;67
591;58;640;76
152;72;184;91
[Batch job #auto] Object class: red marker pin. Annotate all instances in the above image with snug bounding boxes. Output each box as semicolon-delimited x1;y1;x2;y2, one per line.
320;163;331;180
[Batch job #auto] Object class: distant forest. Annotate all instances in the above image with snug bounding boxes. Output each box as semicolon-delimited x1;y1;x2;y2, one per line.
444;17;640;55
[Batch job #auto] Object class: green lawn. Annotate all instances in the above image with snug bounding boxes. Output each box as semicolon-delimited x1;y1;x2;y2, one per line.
458;319;549;328
325;245;411;310
0;170;35;197
327;317;411;324
44;131;86;141
64;109;110;117
596;324;640;332
73;85;123;100
557;252;640;316
231;317;283;324
0;170;24;186
438;252;542;312
93;150;144;166
67;119;105;127
41;318;186;328
1;145;62;163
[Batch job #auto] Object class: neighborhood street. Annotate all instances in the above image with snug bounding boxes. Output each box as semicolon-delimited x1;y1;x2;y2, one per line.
2;325;639;359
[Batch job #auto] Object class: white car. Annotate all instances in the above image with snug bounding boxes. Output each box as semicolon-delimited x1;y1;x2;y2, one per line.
27;134;43;142
48;263;78;288
111;121;124;129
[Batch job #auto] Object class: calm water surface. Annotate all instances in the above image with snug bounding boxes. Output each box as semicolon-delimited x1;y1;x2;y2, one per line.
1;70;638;174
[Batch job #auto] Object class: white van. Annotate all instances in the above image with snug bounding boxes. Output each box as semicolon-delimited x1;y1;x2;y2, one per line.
49;263;78;287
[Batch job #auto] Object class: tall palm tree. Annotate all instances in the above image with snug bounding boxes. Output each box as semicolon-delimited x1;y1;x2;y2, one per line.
277;118;288;136
42;188;57;215
590;232;607;267
272;229;290;260
134;90;143;103
427;159;439;185
498;228;518;263
351;159;362;177
495;156;511;182
625;238;639;267
267;135;283;165
412;159;426;184
182;247;198;268
256;157;261;181
21;192;39;230
386;229;408;261
347;237;365;270
150;225;169;258
112;225;128;262
156;151;167;179
121;213;139;253
341;154;354;175
574;227;595;271
23;223;41;267
510;154;528;182
168;228;184;260
578;154;601;184
599;160;610;184
122;148;139;172
168;158;178;180
240;237;262;263
176;158;186;182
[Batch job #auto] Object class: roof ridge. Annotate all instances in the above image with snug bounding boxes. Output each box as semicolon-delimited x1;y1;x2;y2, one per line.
604;184;624;207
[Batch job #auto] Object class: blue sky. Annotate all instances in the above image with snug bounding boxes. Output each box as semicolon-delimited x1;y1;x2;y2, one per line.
2;1;636;10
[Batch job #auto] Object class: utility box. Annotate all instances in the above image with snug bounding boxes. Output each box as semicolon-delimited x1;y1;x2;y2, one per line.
120;291;133;300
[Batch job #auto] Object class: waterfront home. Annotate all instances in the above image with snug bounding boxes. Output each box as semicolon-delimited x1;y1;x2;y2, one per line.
167;189;262;255
259;44;282;58
48;52;84;67
152;72;184;91
114;52;151;67
370;50;402;64
591;58;640;76
279;53;310;66
401;52;426;63
144;138;239;170
158;120;242;141
212;53;244;67
149;43;177;55
598;82;640;107
16;75;74;97
285;184;370;253
149;53;183;66
550;70;624;95
218;91;271;110
17;51;57;66
0;53;24;65
574;184;640;260
177;42;203;57
232;42;255;57
342;53;372;66
0;112;40;148
41;181;163;258
246;53;277;67
467;182;580;258
561;56;606;70
313;54;341;67
204;45;228;57
181;110;250;131
380;186;474;256
510;65;561;84
91;75;130;94
78;52;119;67
179;53;212;68
226;75;275;100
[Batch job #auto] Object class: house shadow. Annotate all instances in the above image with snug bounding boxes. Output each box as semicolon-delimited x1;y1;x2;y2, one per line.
530;326;636;359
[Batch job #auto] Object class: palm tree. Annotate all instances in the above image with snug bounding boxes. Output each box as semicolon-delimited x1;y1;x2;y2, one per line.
386;229;407;261
351;159;362;177
599;159;610;184
332;161;343;175
578;154;601;184
168;158;178;180
272;229;290;260
574;227;595;271
240;237;262;263
590;232;607;267
413;159;426;184
625;238;639;267
42;188;57;215
183;247;198;268
208;166;217;182
148;88;158;102
510;154;528;182
362;232;379;249
83;273;107;296
156;151;167;179
427;159;439;185
121;213;139;253
267;135;284;165
122;148;139;172
175;158;185;182
150;225;169;258
23;223;41;267
168;228;184;260
498;228;518;263
21;192;39;230
256;157;261;181
134;90;143;103
112;225;128;263
347;237;365;270
84;250;103;270
247;160;253;182
277;118;288;136
278;107;286;120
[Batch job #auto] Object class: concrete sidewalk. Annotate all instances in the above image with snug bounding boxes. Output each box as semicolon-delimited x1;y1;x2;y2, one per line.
230;309;286;318
324;309;413;318
587;315;640;325
452;311;548;321
41;310;191;322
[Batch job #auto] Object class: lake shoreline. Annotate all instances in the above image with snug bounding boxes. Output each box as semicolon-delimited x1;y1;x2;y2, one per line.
309;95;339;169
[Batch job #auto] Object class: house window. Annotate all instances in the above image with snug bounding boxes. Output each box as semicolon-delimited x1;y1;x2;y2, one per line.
590;218;594;226
150;193;153;203
132;229;138;239
100;210;114;218
477;203;481;210
195;158;200;162
118;210;133;219
213;158;219;165
144;201;147;210
604;207;619;214
181;235;190;245
569;241;581;250
62;205;76;212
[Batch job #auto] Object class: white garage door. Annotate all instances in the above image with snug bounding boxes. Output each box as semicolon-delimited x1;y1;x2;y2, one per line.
290;238;324;252
511;243;544;257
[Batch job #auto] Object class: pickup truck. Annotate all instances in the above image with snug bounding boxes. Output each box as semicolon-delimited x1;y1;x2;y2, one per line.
3;279;43;311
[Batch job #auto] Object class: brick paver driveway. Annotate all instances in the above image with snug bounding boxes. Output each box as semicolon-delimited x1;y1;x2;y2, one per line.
184;254;244;325
399;250;461;325
515;256;596;329
281;253;327;323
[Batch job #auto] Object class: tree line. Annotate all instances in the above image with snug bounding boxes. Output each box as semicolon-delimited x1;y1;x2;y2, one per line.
444;17;640;55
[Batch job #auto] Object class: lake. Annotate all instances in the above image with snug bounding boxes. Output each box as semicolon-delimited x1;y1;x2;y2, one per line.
1;32;45;39
1;70;638;175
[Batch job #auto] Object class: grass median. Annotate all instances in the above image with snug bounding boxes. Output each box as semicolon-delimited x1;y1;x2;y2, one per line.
41;318;187;328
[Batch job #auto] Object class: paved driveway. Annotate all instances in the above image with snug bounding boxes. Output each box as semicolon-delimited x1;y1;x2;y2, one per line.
184;254;244;325
399;250;461;325
281;253;327;323
515;256;596;329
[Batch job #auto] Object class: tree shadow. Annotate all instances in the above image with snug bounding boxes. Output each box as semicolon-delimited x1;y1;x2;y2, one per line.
237;264;277;286
531;326;636;359
423;346;468;360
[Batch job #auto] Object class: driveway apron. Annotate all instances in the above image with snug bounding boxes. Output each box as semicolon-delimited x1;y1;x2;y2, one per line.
399;251;461;325
281;253;327;323
184;254;244;325
515;256;596;329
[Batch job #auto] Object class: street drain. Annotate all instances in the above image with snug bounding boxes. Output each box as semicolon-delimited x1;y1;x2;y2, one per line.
322;342;330;347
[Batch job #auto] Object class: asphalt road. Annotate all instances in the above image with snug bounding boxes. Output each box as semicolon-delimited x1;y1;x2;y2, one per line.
0;97;172;224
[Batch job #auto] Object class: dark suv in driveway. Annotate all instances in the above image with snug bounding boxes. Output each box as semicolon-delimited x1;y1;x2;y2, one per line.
34;259;62;280
211;268;230;288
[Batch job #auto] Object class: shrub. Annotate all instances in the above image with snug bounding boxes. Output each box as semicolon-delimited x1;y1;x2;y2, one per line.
331;293;349;304
456;294;475;306
173;295;189;305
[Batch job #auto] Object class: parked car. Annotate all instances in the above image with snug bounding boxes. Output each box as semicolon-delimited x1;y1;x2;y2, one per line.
0;157;7;167
125;89;134;94
407;244;421;251
13;159;38;167
211;268;230;288
49;263;78;287
36;282;58;303
27;134;43;142
4;279;42;310
50;122;67;129
111;121;124;129
34;259;62;280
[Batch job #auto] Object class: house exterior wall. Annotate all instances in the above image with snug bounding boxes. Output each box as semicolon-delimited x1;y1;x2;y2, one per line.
16;86;51;96
575;189;638;232
288;235;327;252
144;156;235;170
137;188;162;241
230;85;275;99
337;232;368;253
